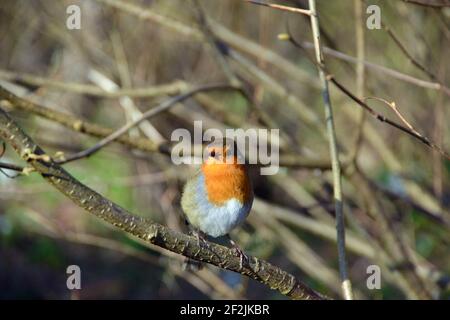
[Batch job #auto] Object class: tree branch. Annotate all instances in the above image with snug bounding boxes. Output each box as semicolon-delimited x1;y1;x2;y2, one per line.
308;0;354;300
0;69;187;98
0;106;327;300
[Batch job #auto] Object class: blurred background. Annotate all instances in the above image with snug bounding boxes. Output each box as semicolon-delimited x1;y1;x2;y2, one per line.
0;0;449;299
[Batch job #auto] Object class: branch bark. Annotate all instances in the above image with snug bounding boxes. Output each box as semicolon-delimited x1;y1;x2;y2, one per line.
0;105;326;300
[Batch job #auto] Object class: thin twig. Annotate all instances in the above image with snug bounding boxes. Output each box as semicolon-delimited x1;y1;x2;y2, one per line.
402;0;450;8
432;42;447;212
0;161;24;172
329;76;450;160
383;25;436;81
192;0;241;87
0;142;23;176
87;69;166;143
297;41;450;96
54;84;235;164
351;0;366;162
308;0;354;300
383;23;450;97
364;97;421;136
0;69;187;98
433;10;450;42
245;0;311;16
351;166;434;299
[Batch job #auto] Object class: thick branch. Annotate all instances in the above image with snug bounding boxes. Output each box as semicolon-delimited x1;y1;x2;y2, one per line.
0;106;326;300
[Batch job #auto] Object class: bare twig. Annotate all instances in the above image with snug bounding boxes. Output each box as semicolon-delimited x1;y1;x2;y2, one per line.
87;69;166;143
244;0;311;16
329;77;450;160
192;0;241;87
53;84;236;164
364;97;421;136
402;0;450;8
433;43;446;212
308;0;354;300
350;167;435;299
297;41;450;96
383;24;450;97
0;161;24;172
383;25;436;81
0;69;187;98
351;0;367;161
0;142;23;176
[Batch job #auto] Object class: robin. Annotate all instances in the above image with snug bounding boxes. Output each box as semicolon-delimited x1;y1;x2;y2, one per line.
181;138;253;267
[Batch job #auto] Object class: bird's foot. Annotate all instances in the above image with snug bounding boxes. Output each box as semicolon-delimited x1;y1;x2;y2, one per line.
183;229;208;271
193;229;209;249
228;237;249;269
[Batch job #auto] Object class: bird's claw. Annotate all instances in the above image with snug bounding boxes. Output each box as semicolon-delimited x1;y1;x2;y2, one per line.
231;242;249;269
195;230;209;249
237;250;249;270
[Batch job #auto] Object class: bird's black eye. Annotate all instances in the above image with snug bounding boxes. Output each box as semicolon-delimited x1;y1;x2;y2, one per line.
210;150;216;158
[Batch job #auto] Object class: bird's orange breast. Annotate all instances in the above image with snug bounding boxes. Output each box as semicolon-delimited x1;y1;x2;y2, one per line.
201;162;252;206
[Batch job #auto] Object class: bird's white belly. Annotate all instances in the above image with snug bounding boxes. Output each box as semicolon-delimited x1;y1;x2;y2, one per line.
193;175;252;237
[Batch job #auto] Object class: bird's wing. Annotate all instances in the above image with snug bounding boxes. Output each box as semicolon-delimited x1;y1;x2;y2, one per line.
181;174;201;226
